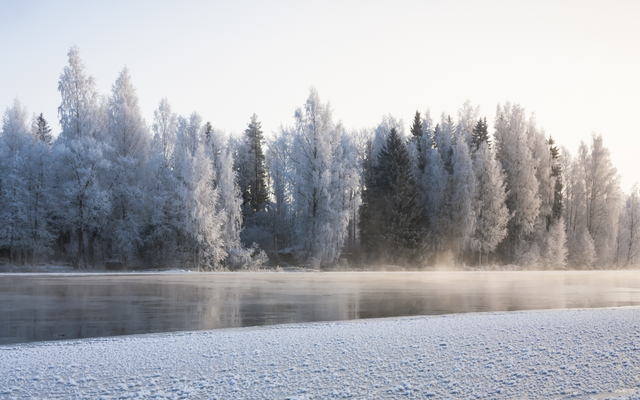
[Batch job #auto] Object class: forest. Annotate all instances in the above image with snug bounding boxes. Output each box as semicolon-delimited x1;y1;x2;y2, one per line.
0;47;638;270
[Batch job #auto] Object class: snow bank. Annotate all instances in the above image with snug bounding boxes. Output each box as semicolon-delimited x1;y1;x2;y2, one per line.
2;308;640;399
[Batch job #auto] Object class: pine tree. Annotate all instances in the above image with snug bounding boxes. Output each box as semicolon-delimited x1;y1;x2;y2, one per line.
33;113;53;145
471;117;490;151
548;136;563;223
203;121;213;143
409;110;426;172
239;114;269;214
361;128;425;265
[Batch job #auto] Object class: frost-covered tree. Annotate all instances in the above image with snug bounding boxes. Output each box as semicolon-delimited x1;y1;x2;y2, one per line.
289;88;358;267
57;46;101;141
544;217;568;269
579;134;621;265
107;67;149;160
54;137;112;268
471;142;509;265
0;99;32;263
456;100;480;147
493;103;541;260
616;184;640;267
446;134;477;261
152;98;177;166
267;126;295;253
172;113;225;269
214;138;243;254
103;67;150;263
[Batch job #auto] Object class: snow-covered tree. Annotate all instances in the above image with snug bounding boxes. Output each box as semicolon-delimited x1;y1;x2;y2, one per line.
471;142;509;265
215;140;243;253
103;67;150;263
289;88;358;267
172;114;225;269
446;134;477;261
544;217;568;269
267;126;295;253
152;98;177;166
493;103;541;260
107;67;149;160
579;134;621;265
54;137;112;268
615;184;640;267
57;46;101;141
456;100;480;147
0;99;32;263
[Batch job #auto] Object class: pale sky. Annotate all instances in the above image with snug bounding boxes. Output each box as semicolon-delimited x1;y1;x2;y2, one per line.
1;0;638;191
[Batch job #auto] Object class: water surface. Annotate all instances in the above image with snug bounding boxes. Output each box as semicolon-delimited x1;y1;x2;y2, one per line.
1;271;639;344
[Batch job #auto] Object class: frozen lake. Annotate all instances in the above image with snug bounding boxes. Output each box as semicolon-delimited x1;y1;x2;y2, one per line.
1;270;640;345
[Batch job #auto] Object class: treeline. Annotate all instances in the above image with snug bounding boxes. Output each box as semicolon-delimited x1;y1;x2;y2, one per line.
0;47;638;270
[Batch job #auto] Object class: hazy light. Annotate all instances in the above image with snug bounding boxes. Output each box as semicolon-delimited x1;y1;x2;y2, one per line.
1;0;638;190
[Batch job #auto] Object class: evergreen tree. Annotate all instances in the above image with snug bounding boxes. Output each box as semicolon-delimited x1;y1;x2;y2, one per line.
239;114;269;214
33;113;53;145
548;136;563;223
471;117;489;151
361;128;424;265
409;110;426;172
203;121;213;143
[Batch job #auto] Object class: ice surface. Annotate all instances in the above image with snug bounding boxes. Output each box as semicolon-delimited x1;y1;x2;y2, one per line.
2;308;640;399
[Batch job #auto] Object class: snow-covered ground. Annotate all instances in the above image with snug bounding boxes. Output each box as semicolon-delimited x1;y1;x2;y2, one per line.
2;308;640;399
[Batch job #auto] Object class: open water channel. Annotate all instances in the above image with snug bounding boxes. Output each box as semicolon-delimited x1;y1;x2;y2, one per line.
1;271;640;345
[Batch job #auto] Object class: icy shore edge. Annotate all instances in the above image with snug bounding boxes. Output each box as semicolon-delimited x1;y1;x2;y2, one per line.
3;308;640;399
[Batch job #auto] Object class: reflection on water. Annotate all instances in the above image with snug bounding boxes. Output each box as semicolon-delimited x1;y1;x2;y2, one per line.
1;271;640;344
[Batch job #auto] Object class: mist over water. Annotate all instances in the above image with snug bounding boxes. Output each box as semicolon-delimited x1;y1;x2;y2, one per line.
1;271;640;345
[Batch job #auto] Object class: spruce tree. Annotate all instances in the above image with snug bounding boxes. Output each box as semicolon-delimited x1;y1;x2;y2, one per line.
548;136;563;223
203;121;213;143
410;110;426;171
361;128;425;265
471;117;489;151
240;114;268;214
33;113;53;145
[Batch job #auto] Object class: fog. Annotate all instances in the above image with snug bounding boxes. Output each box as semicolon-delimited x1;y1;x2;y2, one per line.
2;271;640;345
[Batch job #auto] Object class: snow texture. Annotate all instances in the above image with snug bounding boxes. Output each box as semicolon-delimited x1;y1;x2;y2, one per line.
2;308;640;399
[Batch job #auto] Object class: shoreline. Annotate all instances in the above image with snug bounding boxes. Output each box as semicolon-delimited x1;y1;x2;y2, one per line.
3;308;640;399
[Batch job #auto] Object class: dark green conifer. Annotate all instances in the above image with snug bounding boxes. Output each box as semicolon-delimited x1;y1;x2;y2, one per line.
360;128;425;265
242;114;269;213
34;113;53;144
471;117;490;151
548;136;563;224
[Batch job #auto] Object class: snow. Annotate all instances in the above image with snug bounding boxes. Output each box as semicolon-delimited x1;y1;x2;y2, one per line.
3;308;640;399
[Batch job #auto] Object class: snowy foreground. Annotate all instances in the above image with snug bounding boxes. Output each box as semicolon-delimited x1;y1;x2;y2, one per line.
2;308;640;399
